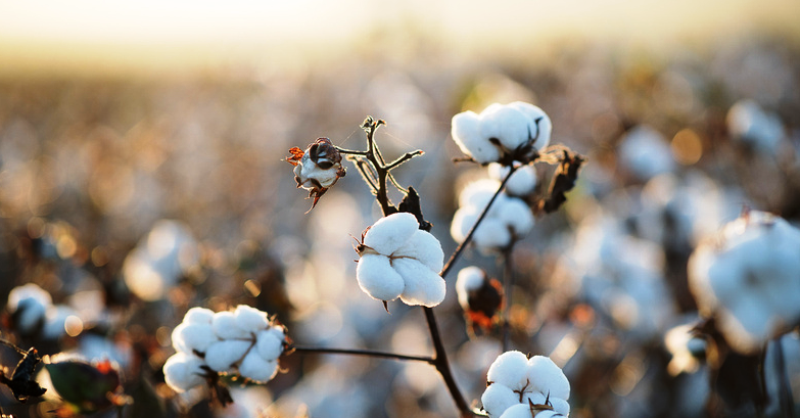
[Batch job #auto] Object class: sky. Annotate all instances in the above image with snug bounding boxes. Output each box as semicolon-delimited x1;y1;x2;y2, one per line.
1;0;798;76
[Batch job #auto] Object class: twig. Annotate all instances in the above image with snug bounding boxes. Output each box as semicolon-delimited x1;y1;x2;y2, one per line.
501;248;514;352
290;346;435;364
424;307;474;418
773;337;794;418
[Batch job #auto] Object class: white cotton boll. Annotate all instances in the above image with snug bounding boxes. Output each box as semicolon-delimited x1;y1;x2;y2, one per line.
234;305;269;334
163;352;206;393
508;101;552;150
238;350;278;383
459;179;503;210
7;283;52;334
256;329;284;361
456;267;485;309
489;163;538;196
481;383;519;418
497;198;534;237
212;311;251;340
487;351;529;388
451;207;479;243
548;398;571;416
394;258;446;307
527;356;570;400
497;404;532;418
183;307;215;325
204;340;252;372
356;253;405;302
173;323;218;354
473;218;512;251
522;391;546;406
453;111;502;164
533;411;563;418
480;105;531;152
363;213;419;255
618;125;675;181
393;230;444;273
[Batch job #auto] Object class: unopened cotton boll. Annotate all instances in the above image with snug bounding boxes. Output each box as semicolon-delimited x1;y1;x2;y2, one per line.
204;340;252;372
363;212;419;255
234;305;269;334
356;254;405;302
394;258;446;307
238;351;278;383
163;352;207;393
452;111;502;164
212;311;251;340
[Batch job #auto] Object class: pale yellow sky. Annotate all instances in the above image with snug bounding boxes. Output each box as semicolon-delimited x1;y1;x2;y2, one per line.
1;0;798;76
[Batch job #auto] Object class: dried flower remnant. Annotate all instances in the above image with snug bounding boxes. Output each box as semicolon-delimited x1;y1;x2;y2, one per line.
286;137;346;210
481;351;570;418
456;267;503;334
0;347;47;403
355;212;446;308
688;210;800;354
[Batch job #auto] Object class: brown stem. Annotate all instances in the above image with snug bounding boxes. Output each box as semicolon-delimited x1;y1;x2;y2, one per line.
423;307;474;418
290;346;434;364
439;166;518;279
501;248;514;352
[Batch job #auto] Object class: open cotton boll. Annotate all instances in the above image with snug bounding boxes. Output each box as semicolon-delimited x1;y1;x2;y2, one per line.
451;207;479;243
497;403;532;418
238;351;278;382
527;356;570;400
508;101;553;150
481;383;519;418
487;351;530;388
497;198;535;237
393;230;445;273
234;305;269;334
452;111;502;164
363;212;420;255
172;323;218;354
480;105;531;152
204;340;252;372
473;218;512;251
212;311;251;340
456;267;486;309
394;258;446;307
163;352;206;393
256;329;285;361
356;254;405;302
459;179;503;210
184;307;215;325
489;163;538;196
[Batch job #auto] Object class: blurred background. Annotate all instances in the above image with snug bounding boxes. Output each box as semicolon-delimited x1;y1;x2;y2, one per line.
1;1;800;417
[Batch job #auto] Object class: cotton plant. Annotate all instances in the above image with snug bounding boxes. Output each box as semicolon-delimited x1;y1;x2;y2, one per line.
688;210;800;354
480;351;570;418
163;305;287;396
5;283;78;341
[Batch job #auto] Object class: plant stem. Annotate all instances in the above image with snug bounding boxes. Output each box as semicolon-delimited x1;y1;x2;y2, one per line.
773;336;794;418
439;166;517;279
423;307;474;418
501;248;514;352
290;346;434;364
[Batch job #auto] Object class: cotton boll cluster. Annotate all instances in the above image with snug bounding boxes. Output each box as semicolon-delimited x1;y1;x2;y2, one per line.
617;125;675;182
451;102;552;165
481;351;570;418
456;267;503;332
6;283;79;340
688;211;800;353
355;212;445;307
164;305;287;393
726;99;785;154
488;163;538;197
451;179;534;253
122;220;198;302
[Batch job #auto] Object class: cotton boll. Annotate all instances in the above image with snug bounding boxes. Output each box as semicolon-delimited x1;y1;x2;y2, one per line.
526;356;570;400
363;213;419;255
451;207;479;243
473;218;512;251
356;254;405;302
727;100;784;154
489;164;537;196
184;307;215;325
393;230;444;273
212;311;251;340
256;329;285;361
481;383;519;418
453;111;502;164
238;350;278;383
173;323;218;354
548;398;571;416
497;404;532;418
487;351;529;388
7;283;52;334
521;391;546;406
234;305;269;334
204;340;252;372
394;258;446;307
456;267;486;309
163;353;206;393
618;125;675;181
459;179;503;210
497;198;534;237
508;101;552;150
480;105;531;152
